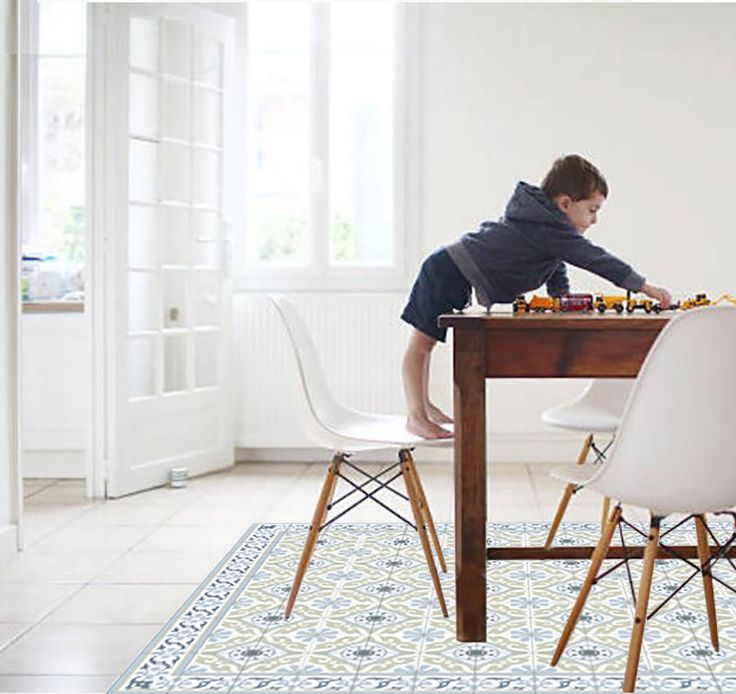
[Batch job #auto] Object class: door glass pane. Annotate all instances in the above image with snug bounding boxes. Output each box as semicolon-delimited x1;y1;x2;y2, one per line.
193;271;218;326
193;210;218;267
129;73;158;139
193;149;219;207
128;336;156;398
129;140;158;203
162;18;191;79
128;204;157;268
160;143;191;202
162;79;191;141
130;16;159;72
163;269;187;328
194;33;222;87
164;335;188;393
161;205;190;266
195;330;218;387
246;4;310;265
329;5;395;266
128;270;158;331
193;87;220;147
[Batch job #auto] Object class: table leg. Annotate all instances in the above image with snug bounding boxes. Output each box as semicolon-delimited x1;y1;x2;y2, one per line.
453;328;487;641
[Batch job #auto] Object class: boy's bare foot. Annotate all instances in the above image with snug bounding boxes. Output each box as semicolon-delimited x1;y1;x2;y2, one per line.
407;415;454;440
427;403;453;425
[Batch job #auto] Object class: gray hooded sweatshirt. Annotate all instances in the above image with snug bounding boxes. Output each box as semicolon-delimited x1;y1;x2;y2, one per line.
445;182;646;307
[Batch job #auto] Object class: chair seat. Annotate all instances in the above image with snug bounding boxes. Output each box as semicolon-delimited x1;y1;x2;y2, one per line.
542;402;621;433
550;461;601;486
324;412;454;449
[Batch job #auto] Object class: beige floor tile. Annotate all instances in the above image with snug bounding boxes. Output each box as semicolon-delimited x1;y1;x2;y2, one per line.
0;584;81;622
44;584;196;624
29;525;155;553
69;501;181;527
0;675;114;692
0;624;159;676
24;483;95;507
93;550;228;584
132;524;247;554
0;551;120;585
0;623;30;649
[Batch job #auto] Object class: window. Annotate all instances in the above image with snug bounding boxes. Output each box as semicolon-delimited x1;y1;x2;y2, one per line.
241;3;416;290
20;0;87;302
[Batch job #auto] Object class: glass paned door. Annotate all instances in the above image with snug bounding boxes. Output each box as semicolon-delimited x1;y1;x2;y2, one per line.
94;3;234;497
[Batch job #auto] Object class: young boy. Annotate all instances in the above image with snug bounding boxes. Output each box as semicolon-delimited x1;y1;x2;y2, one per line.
401;154;672;439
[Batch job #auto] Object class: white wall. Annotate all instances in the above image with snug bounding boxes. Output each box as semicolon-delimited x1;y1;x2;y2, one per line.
235;4;736;463
0;0;19;558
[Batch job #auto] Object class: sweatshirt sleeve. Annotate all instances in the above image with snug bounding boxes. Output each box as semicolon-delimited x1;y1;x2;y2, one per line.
545;261;570;297
545;226;645;292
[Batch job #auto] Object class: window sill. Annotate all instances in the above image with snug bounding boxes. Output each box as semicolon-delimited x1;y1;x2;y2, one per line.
22;301;85;314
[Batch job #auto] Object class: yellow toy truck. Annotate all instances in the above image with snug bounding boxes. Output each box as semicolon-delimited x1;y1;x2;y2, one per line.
593;294;626;314
680;293;711;310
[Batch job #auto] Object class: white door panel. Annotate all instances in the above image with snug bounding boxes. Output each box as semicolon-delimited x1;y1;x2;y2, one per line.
92;3;235;497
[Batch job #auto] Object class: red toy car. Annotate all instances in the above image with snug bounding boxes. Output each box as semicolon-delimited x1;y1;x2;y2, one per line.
560;293;594;312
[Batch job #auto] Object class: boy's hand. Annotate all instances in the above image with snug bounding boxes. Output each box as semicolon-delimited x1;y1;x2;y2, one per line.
640;282;672;310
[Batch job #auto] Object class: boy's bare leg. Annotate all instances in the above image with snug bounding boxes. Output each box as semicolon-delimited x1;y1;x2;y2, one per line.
402;329;453;439
424;355;453;424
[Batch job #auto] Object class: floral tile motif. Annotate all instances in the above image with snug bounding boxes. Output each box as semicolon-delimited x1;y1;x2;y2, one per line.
109;521;736;693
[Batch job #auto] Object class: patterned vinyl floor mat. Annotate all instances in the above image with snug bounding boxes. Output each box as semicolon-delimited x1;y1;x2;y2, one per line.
108;521;736;693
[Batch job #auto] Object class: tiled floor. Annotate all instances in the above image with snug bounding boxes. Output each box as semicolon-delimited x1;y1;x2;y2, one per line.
1;461;642;693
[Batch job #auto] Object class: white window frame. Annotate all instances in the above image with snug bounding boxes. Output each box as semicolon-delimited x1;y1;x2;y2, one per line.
234;4;421;293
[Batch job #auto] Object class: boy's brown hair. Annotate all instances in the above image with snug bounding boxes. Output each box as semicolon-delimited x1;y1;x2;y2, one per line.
541;154;608;202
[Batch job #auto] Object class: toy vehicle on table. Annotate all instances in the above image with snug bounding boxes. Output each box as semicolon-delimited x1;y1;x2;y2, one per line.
594;294;626;314
560;293;594;312
680;292;711;310
513;293;594;313
625;290;658;313
513;295;559;313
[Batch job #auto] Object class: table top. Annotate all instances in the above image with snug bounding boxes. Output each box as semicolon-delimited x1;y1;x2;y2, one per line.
438;310;672;331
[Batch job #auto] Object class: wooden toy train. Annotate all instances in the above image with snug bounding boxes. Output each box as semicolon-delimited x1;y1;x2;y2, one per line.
513;291;718;314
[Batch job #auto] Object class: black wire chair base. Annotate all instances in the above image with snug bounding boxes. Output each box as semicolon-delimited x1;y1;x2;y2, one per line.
592;511;736;622
318;452;416;532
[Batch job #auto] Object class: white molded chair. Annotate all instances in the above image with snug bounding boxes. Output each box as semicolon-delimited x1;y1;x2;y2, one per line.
550;306;736;692
542;379;634;548
269;294;451;619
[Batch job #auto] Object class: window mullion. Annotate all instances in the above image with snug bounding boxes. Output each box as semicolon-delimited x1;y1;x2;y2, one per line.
311;4;330;276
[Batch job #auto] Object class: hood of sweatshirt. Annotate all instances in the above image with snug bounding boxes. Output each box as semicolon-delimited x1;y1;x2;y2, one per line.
502;181;573;230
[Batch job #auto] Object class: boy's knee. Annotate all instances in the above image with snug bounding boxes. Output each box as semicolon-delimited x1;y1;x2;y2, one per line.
408;329;438;354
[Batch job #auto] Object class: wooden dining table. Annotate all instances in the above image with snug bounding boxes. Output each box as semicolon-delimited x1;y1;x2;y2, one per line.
437;310;671;642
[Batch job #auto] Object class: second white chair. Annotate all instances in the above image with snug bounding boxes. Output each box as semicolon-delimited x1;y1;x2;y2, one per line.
550;306;736;692
542;378;633;548
269;294;452;619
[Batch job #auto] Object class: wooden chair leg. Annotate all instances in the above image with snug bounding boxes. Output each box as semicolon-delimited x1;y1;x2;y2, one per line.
544;434;594;549
400;451;449;617
551;505;622;666
600;497;611;533
695;514;719;650
284;454;343;619
623;515;661;693
404;451;447;572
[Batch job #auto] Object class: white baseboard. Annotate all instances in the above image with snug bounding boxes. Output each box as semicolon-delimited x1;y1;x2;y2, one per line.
22;449;85;479
0;524;18;561
236;431;588;466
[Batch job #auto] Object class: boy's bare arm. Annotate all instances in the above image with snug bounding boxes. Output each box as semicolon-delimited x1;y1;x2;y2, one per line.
640;282;672;309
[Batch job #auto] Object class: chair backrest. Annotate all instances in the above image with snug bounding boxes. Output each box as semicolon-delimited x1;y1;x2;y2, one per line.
269;294;350;438
588;306;736;515
578;378;634;415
